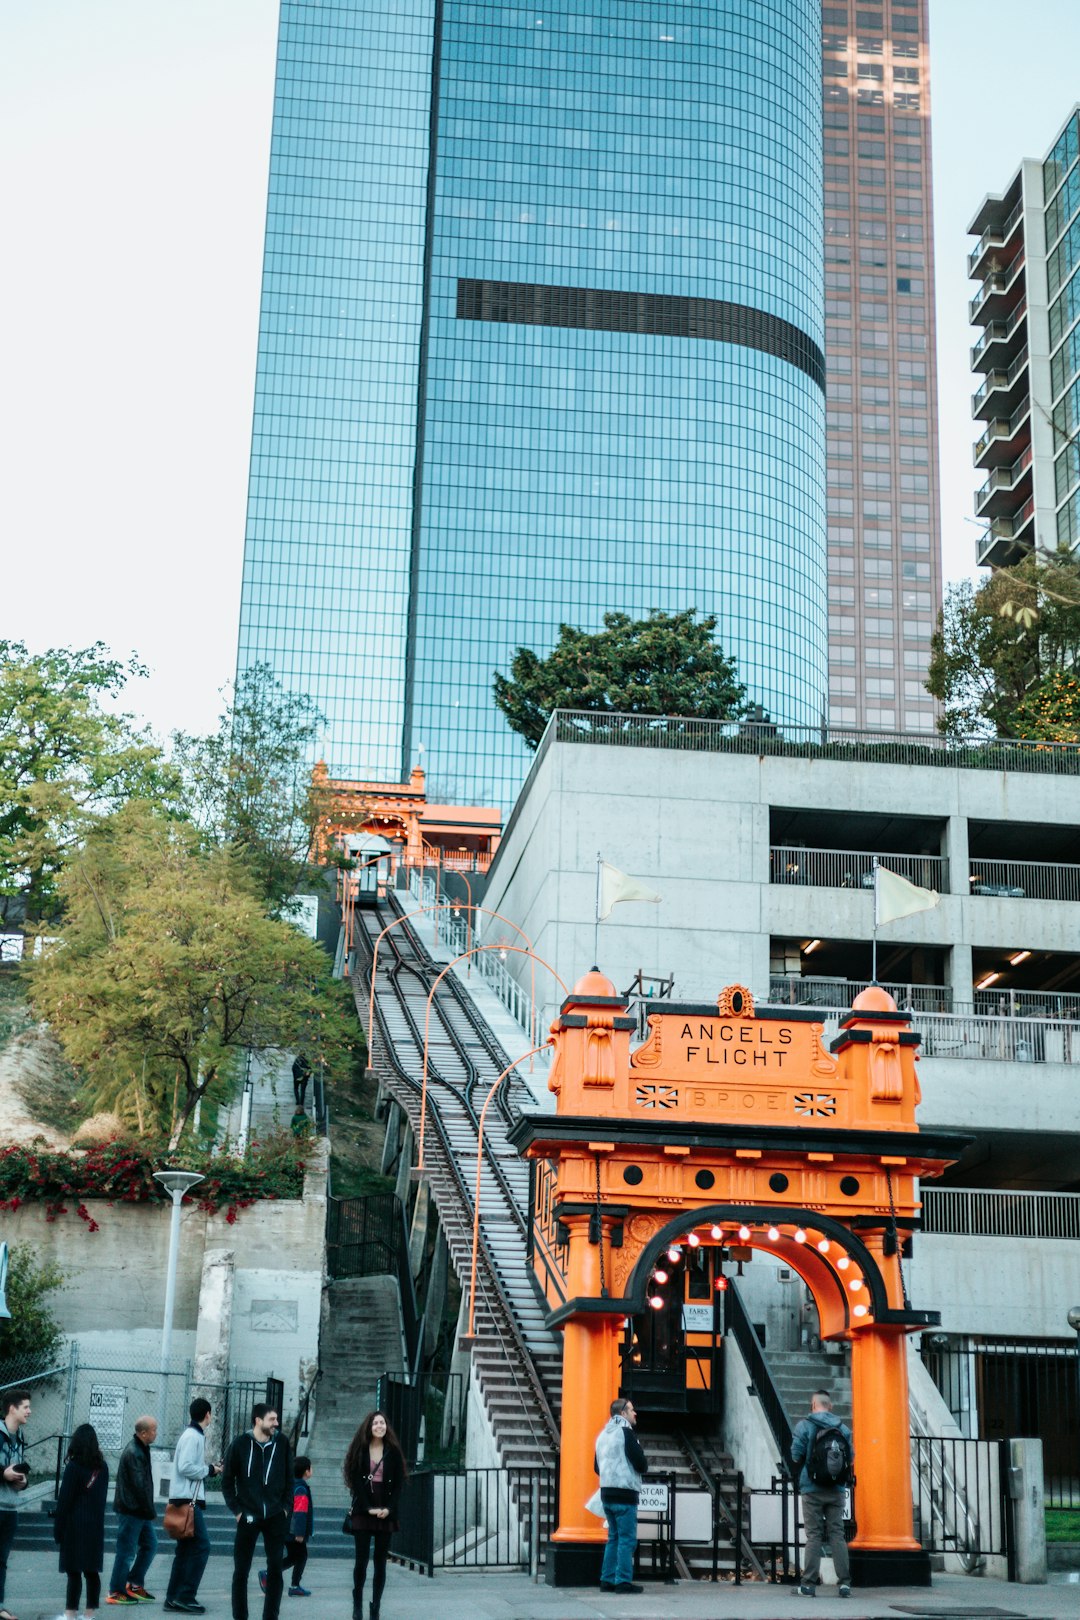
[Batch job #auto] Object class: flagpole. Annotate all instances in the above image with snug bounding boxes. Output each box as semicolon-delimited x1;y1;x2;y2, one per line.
872;855;879;985
594;851;602;966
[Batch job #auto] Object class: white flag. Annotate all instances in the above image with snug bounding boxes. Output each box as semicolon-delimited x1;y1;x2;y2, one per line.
875;865;940;926
599;862;662;921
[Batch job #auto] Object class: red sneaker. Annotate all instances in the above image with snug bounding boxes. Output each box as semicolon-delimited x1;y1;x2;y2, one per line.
126;1587;156;1602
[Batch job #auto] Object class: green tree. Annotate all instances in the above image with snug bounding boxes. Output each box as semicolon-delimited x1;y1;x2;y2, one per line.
1;1242;65;1368
492;609;749;750
29;802;358;1148
172;663;350;913
1012;668;1080;742
926;550;1080;737
0;641;176;939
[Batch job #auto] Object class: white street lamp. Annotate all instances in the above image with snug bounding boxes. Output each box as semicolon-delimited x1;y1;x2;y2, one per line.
153;1170;204;1374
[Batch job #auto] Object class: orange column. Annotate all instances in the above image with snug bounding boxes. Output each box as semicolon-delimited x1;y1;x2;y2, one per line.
849;1237;919;1554
553;1215;621;1545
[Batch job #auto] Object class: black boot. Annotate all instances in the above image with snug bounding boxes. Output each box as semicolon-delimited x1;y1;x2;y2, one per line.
370;1606;380;1620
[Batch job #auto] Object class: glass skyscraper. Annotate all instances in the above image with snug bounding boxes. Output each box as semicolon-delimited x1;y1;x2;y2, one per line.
238;0;828;810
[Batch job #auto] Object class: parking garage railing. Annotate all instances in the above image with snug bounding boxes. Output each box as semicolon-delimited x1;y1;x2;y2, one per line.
770;846;949;892
921;1186;1080;1240
768;976;954;1012
968;858;1080;902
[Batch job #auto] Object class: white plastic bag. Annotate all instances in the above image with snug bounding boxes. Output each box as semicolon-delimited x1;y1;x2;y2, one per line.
585;1488;605;1517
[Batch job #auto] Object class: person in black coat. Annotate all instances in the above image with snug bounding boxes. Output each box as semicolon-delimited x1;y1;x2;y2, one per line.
343;1413;406;1620
54;1424;109;1619
107;1413;158;1602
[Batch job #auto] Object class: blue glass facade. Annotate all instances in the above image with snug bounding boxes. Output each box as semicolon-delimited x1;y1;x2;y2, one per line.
238;0;827;810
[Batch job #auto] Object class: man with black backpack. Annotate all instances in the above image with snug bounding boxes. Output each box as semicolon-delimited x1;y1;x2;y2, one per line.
790;1389;853;1598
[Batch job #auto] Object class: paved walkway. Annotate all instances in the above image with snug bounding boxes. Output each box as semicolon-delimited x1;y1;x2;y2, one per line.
5;1549;1078;1620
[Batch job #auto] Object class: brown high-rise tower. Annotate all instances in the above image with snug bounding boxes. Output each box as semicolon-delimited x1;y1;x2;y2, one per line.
821;0;942;730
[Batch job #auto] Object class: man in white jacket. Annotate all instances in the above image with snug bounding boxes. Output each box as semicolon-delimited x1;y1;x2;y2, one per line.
164;1398;221;1614
593;1397;648;1595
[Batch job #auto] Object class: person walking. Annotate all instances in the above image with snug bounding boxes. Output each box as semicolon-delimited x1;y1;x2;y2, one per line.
593;1397;648;1596
0;1387;31;1620
164;1398;220;1615
221;1404;292;1620
291;1054;312;1112
106;1414;159;1605
54;1423;109;1620
278;1455;314;1598
343;1412;406;1620
791;1389;853;1599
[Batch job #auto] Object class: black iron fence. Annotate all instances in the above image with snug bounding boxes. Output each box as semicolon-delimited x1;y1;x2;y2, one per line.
911;1436;1013;1571
920;1337;1080;1507
391;1465;557;1576
375;1371;465;1469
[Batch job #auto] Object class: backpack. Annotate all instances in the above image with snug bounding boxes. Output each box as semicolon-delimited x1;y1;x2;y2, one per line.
805;1421;852;1488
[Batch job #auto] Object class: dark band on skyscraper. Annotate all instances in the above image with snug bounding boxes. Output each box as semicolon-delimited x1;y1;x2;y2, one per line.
456;279;826;392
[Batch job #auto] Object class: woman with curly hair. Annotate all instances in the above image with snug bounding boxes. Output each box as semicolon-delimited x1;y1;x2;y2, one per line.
54;1423;109;1620
343;1412;406;1620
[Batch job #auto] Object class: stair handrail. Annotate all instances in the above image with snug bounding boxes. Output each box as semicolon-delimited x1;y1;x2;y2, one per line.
725;1281;794;1477
354;904;560;1457
676;1428;767;1581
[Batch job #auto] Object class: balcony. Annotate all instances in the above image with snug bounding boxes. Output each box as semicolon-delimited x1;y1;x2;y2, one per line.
975;499;1035;566
769;846;949;892
970;346;1029;420
970;302;1028;372
974;445;1033;518
969;252;1026;324
969;856;1080;902
967;196;1025;279
973;400;1031;469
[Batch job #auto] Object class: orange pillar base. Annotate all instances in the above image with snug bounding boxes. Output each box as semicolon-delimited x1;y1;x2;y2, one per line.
847;1323;931;1585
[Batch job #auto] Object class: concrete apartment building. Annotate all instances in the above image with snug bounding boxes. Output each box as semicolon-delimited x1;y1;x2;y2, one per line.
821;0;942;731
968;105;1080;567
478;717;1080;1485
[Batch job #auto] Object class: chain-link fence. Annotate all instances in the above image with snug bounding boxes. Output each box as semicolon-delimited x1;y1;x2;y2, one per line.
2;1346;286;1496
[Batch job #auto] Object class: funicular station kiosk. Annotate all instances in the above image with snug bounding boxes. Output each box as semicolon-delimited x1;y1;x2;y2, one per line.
509;974;968;1587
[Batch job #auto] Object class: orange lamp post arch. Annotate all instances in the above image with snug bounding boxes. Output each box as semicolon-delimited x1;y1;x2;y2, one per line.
507;973;969;1589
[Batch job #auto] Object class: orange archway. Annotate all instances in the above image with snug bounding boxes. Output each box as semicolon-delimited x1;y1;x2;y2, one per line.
508;975;968;1588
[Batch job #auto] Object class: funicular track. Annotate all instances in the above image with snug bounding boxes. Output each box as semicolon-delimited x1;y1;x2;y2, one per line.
351;894;749;1574
353;893;561;1469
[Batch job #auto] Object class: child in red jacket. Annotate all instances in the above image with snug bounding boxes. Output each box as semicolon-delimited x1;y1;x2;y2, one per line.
263;1454;314;1598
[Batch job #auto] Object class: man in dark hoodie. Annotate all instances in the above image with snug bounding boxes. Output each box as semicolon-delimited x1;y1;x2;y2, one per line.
221;1404;292;1620
790;1390;853;1599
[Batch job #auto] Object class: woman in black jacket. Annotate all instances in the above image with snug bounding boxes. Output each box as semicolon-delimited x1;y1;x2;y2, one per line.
54;1424;109;1619
343;1412;406;1620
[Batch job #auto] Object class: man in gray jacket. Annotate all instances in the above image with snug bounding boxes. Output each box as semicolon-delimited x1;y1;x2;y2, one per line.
593;1397;648;1595
790;1390;853;1599
164;1398;221;1614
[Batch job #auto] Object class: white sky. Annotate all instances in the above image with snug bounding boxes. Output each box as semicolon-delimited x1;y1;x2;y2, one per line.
2;0;1079;743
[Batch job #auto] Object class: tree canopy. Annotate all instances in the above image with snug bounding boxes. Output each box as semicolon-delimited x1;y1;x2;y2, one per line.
0;641;176;934
29;802;358;1148
172;662;348;912
925;549;1080;737
492;609;750;750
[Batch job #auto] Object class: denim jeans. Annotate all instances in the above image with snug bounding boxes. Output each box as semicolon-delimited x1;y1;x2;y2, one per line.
165;1502;210;1604
801;1489;850;1584
600;1499;637;1587
0;1509;16;1604
109;1512;158;1593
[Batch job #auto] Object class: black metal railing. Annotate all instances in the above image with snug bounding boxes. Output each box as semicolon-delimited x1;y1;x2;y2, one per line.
911;1435;1012;1567
920;1337;1080;1507
391;1465;557;1576
725;1282;793;1476
290;1369;321;1448
376;1371;465;1470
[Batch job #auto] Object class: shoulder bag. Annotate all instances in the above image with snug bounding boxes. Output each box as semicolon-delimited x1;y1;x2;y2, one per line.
164;1479;198;1541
